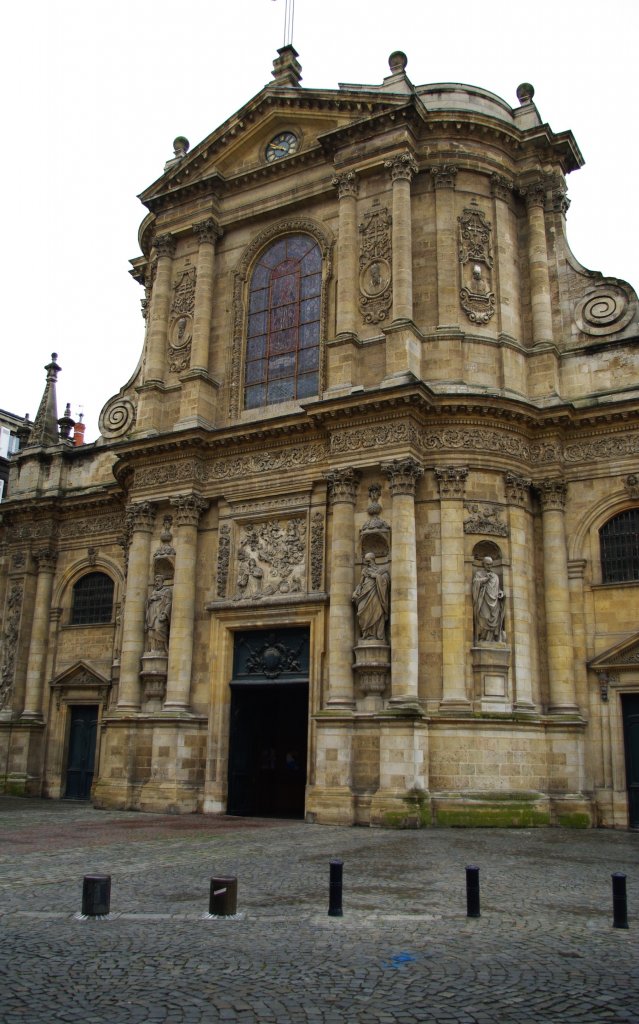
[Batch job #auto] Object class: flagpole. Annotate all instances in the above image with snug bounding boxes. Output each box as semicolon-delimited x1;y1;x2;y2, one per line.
272;0;295;48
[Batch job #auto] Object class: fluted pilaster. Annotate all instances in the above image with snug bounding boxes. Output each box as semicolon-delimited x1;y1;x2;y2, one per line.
21;549;57;720
326;468;360;708
118;503;156;711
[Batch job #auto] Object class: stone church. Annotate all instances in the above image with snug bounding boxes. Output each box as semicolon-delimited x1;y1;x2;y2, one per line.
2;47;638;828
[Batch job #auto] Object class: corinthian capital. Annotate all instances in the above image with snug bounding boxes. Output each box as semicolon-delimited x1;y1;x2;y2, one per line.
170;493;209;527
326;467;360;505
430;165;458;190
434;466;469;499
125;501;157;534
193;218;222;245
154;233;177;259
490;173;514;203
504;472;532;506
385;153;419;183
520;181;546;211
382;457;424;496
35;548;57;572
332;170;359;200
535;479;567;511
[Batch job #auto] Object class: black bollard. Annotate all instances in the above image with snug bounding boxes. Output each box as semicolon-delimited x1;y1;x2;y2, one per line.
328;858;343;917
612;872;629;929
466;865;480;918
82;874;111;917
209;876;238;916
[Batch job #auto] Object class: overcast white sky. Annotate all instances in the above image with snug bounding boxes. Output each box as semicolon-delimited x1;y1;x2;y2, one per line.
2;0;637;441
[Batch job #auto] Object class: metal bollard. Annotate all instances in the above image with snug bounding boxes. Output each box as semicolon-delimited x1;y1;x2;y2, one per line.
82;874;111;917
466;865;480;918
209;876;238;917
612;872;629;929
328;858;343;917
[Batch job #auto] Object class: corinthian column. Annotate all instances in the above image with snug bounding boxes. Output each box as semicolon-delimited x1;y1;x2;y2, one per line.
536;479;578;713
332;171;359;337
435;466;470;710
164;494;209;713
191;219;222;372
145;233;176;384
117;502;156;711
21;549;57;721
382;457;424;707
431;165;459;329
504;473;535;710
522;183;553;344
326;468;360;708
384;154;418;322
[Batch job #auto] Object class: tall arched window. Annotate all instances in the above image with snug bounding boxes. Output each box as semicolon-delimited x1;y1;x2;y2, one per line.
600;509;639;583
244;234;321;409
70;572;114;624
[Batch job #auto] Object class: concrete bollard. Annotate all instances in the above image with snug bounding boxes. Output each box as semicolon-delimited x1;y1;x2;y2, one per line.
612;872;629;929
209;876;238;916
328;858;343;917
82;874;111;917
466;865;480;918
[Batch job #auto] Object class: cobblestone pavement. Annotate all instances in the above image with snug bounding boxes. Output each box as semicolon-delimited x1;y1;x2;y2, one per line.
1;797;638;1023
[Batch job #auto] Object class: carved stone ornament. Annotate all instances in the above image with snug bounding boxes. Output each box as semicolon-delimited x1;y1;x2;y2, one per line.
360;483;391;558
216;524;231;598
171;493;208;527
326;467;360;505
564;432;639;464
358;202;392;324
11;551;26;569
384;153;418;183
382;457;424;497
504;473;532;506
154;233;177;260
235;517;307;600
125;501;156;534
0;580;24;712
535;479;567;511
193;218;222;246
60;511;125;540
168;315;192;375
490;173;514;203
625;474;639;499
430;165;458;190
35;548;57;572
574;281;635;337
99;395;136;439
87;546;98;566
520;182;546;211
170;267;196;316
434;466;469;499
332;170;359;200
310;511;325;592
239;632;306;680
464;502;508;537
458;204;495;324
153;515;175;579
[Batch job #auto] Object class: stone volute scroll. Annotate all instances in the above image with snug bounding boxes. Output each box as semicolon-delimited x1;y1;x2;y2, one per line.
352;482;392;710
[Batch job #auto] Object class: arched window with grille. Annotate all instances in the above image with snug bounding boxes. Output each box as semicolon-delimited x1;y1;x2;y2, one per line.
244;233;322;409
599;509;639;583
70;572;114;624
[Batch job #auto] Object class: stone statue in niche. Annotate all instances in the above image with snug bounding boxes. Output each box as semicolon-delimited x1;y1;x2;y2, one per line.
472;557;506;643
352;553;391;641
145;574;173;653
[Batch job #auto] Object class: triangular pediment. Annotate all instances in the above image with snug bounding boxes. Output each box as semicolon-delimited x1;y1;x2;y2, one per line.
51;661;110;689
139;84;413;207
589;633;639;672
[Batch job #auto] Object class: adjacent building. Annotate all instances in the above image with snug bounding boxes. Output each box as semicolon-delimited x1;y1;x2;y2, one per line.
1;48;638;827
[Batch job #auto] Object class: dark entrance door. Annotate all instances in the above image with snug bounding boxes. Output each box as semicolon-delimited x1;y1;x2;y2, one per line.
64;705;98;800
622;694;639;827
227;628;309;819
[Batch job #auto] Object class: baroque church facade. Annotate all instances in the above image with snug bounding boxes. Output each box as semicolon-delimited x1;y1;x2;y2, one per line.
1;48;639;828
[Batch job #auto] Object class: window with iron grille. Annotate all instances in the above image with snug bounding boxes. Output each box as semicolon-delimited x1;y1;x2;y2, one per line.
600;509;639;583
244;234;321;409
70;572;114;624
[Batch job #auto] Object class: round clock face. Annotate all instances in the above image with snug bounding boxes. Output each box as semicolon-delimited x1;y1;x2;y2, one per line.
265;131;299;163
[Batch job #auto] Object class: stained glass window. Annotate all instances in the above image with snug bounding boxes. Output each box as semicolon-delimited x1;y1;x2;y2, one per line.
244;234;321;409
70;572;114;625
600;510;639;583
